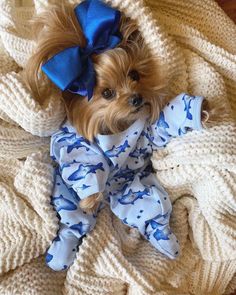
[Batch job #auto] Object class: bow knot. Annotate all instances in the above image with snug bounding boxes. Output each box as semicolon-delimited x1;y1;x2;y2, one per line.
42;0;121;100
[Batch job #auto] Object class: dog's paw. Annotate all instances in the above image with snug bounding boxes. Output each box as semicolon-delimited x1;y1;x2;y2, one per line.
201;100;210;124
201;98;231;128
79;193;103;215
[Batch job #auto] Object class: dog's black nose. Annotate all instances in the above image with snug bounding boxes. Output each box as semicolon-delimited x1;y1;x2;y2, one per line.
129;94;143;107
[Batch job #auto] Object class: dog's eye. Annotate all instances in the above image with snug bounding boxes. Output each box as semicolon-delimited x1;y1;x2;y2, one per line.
102;88;116;100
128;70;140;81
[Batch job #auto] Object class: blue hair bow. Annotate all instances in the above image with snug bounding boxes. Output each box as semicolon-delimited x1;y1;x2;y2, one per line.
42;0;121;100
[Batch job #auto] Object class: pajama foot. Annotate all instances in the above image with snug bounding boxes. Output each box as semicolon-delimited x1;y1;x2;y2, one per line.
46;225;81;271
146;223;179;259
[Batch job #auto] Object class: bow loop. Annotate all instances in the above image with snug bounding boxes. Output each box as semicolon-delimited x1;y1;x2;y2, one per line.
42;0;121;100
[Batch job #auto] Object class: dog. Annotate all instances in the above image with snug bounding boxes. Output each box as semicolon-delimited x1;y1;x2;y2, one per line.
23;0;227;214
24;1;170;212
23;0;228;270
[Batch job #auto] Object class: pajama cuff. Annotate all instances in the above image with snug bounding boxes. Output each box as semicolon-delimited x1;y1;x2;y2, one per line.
191;95;204;131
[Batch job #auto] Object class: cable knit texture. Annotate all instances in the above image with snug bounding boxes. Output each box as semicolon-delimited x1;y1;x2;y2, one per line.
0;0;235;294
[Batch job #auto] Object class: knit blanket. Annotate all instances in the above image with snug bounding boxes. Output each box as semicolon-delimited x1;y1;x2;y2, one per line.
0;0;235;294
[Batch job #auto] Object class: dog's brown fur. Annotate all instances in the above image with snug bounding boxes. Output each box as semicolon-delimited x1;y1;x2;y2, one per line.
24;3;225;213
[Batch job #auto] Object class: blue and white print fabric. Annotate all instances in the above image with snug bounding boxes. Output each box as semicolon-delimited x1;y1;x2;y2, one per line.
46;93;204;271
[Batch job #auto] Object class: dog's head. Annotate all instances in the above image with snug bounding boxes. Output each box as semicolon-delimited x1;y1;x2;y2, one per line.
25;3;167;141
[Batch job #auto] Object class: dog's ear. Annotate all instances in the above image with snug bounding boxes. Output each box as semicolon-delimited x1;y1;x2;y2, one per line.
119;16;141;46
62;91;80;126
24;4;86;104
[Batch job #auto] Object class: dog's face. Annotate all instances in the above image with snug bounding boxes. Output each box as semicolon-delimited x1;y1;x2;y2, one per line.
67;34;166;141
25;4;167;141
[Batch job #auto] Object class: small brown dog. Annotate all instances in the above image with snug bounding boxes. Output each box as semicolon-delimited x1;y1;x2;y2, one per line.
24;2;223;214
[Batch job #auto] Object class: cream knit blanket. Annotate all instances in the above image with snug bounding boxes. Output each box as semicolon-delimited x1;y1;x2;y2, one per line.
0;0;235;294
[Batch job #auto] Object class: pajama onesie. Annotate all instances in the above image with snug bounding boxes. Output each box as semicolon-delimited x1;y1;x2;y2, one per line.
46;93;204;271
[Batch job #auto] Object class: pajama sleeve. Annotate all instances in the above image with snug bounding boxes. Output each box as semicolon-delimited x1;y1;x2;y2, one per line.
50;127;110;200
150;93;204;147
